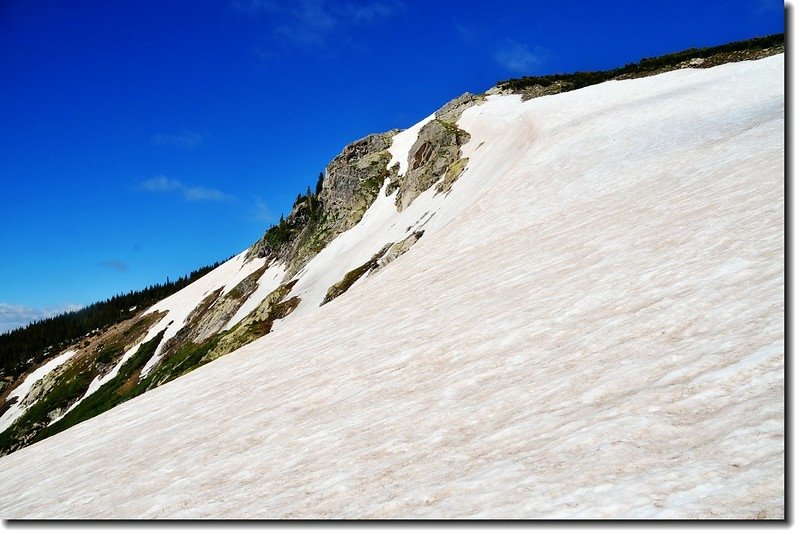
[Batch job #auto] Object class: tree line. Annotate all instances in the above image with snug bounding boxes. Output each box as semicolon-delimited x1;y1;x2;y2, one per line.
498;33;784;92
0;261;225;381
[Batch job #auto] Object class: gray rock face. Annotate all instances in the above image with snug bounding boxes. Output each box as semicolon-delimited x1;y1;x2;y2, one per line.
435;92;485;123
320;131;397;228
392;118;470;210
249;131;400;279
158;265;268;358
204;280;300;363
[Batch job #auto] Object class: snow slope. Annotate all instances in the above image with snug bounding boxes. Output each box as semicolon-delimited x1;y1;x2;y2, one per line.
0;55;784;519
48;253;269;422
0;350;76;433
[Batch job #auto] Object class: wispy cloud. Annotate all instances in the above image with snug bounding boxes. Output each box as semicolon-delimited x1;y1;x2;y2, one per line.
250;196;273;222
347;0;401;24
151;129;204;149
454;22;479;43
233;0;403;49
0;303;83;334
98;260;128;272
494;40;547;74
138;176;234;202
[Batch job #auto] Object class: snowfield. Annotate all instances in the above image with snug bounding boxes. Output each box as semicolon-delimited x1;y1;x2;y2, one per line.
0;54;784;519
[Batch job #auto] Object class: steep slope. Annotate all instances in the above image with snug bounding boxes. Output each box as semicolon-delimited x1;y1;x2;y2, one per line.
0;52;784;518
0;91;484;454
0;35;782;455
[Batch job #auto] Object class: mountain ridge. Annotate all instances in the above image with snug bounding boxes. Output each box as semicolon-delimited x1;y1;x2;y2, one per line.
0;47;783;517
0;33;785;463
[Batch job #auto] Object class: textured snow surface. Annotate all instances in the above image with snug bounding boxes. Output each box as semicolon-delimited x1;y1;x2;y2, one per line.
0;55;784;519
0;350;76;433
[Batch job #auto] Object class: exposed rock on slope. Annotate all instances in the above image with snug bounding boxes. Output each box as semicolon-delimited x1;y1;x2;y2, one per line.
387;93;482;209
205;279;300;362
0;310;165;453
249;131;400;279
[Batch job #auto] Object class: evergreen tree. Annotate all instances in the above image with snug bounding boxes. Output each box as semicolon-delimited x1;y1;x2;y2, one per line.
316;172;324;195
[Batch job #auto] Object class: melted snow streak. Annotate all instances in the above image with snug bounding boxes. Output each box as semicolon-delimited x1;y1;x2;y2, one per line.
0;55;784;519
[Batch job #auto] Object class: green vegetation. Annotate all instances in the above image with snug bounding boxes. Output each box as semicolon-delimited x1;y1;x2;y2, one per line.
95;343;125;365
498;33;784;93
208;280;300;360
262;173;326;253
242;296;302;339
31;331;167;445
138;333;224;391
1;261;226;382
321;244;391;305
0;329;166;453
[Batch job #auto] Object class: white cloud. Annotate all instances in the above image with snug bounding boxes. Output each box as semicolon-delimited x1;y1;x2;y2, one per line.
152;129;204;149
347;0;401;24
494;40;547;74
0;303;83;334
251;196;273;222
138;176;234;202
183;186;234;202
234;0;403;49
139;176;184;193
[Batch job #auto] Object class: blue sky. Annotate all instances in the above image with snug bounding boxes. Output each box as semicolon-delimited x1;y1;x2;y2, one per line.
0;0;784;331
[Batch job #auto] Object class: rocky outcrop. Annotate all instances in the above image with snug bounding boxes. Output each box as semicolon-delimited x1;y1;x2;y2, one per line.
435;92;485;123
188;266;267;344
389;93;482;210
204;280;301;363
249;131;400;280
320;132;398;231
373;230;424;273
321;244;393;306
247;91;484;280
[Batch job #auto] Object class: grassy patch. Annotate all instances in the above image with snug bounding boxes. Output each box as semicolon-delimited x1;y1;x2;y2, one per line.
95;343;124;365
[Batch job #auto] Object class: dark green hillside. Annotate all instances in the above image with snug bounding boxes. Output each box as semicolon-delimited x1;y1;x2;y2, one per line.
0;261;225;382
